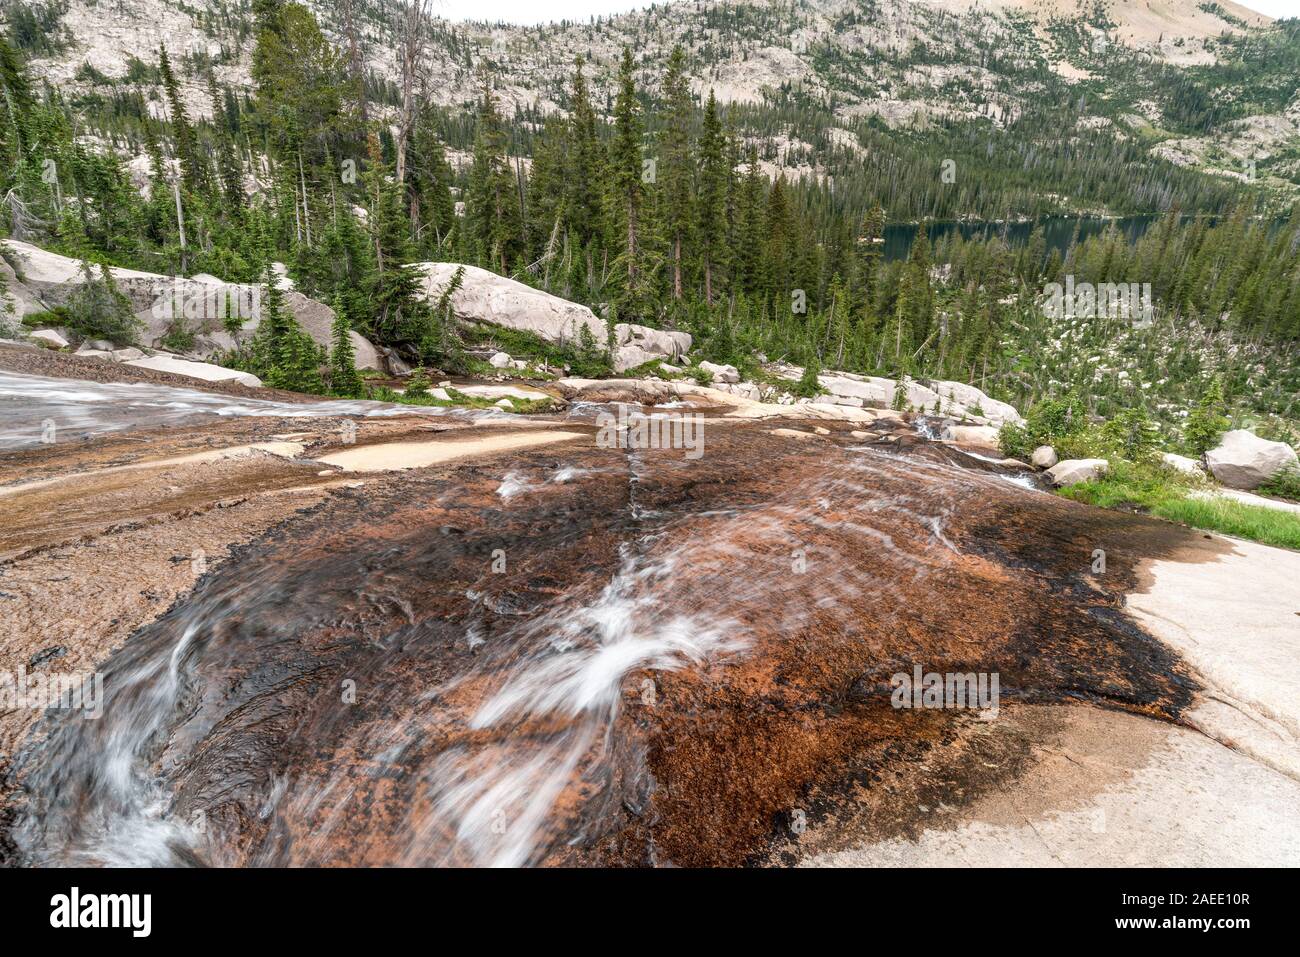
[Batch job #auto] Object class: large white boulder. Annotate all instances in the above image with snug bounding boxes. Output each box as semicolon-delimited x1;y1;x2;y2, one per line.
698;360;740;384
1;256;44;332
942;424;1001;446
929;379;1024;428
124;354;262;387
1161;452;1203;476
29;329;69;349
613;343;660;373
1031;445;1059;469
1206;430;1299;490
771;364;1023;427
1047;458;1109;487
715;381;763;402
0;239;382;370
410;262;606;347
488;351;513;369
614;322;691;358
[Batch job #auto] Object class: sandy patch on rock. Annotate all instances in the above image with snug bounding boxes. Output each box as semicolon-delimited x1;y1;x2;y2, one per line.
317;430;586;472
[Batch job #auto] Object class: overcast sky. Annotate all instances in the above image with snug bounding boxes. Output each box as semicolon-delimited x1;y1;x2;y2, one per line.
434;0;1297;26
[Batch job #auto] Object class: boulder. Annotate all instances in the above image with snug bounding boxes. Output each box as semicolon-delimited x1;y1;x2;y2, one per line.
1031;445;1059;469
74;346;115;359
1046;458;1109;487
29;329;69;350
1;255;46;331
1161;452;1203;476
698;360;740;384
942;424;1001;446
111;347;146;362
1205;430;1299;490
123;354;262;388
454;383;551;402
613;343;660;373
658;362;679;376
929;379;1024;427
0;239;382;370
489;351;513;369
769;364;1023;427
614;322;691;358
715;381;762;402
410;262;606;347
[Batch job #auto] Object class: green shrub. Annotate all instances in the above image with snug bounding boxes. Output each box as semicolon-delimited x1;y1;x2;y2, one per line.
62;262;142;345
1100;407;1161;462
793;358;824;398
999;390;1089;459
1259;464;1300;501
1184;376;1230;456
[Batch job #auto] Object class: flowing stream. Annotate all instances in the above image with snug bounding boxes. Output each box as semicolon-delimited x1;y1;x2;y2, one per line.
2;373;1194;866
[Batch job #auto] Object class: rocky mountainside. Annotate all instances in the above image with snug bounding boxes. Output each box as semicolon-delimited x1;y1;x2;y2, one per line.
12;0;1296;199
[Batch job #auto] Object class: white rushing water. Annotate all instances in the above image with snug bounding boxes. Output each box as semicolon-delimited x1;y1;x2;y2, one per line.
0;370;486;448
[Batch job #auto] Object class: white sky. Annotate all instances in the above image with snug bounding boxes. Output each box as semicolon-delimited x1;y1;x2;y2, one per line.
434;0;1298;26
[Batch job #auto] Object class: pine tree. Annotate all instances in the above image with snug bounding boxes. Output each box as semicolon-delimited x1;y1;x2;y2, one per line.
565;56;605;257
364;132;428;352
465;73;522;273
328;294;364;397
610;47;647;319
1184;376;1230;456
697;90;727;307
158;45;206;197
207;72;244;216
660;45;694;302
735;147;765;294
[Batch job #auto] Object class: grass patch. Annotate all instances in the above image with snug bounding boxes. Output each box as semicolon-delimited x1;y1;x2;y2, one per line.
459;322;610;378
367;384;555;415
1153;497;1300;551
1062;459;1300;550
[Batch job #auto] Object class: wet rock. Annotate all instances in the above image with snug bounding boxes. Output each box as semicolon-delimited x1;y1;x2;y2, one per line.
28;646;67;670
1031;445;1058;469
1047;458;1109;486
1205;430;1298;490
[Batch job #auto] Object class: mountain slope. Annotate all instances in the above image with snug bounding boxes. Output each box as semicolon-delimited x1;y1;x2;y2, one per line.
9;0;1296;201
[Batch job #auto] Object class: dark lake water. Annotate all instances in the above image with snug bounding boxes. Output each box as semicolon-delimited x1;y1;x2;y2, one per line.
882;215;1163;261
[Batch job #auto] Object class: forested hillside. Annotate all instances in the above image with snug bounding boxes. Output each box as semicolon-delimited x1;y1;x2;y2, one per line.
1;0;1297;438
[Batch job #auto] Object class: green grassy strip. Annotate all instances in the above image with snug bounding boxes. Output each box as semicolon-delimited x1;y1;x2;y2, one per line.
1061;460;1300;551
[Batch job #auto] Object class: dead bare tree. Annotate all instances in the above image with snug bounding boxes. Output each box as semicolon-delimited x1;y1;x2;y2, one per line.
338;0;369;127
395;0;434;186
